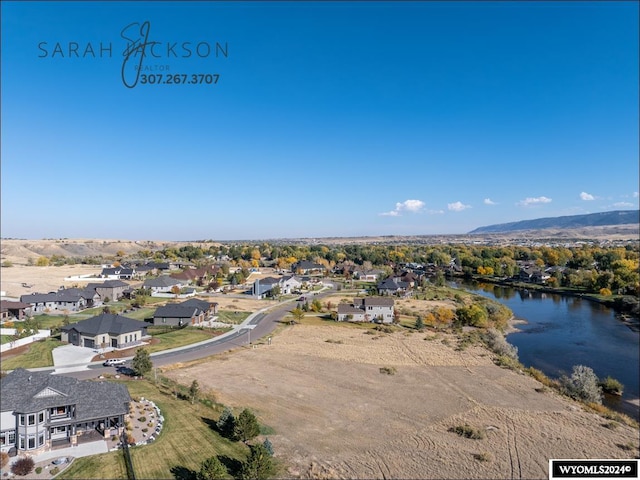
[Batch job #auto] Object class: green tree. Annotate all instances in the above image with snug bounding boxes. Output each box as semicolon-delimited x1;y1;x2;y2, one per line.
415;316;424;331
289;307;305;324
234;408;260;443
189;380;200;405
197;456;227;480
216;407;236;438
131;348;152;377
239;444;274;480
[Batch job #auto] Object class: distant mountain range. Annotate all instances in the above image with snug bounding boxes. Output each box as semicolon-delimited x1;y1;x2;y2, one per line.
469;210;640;234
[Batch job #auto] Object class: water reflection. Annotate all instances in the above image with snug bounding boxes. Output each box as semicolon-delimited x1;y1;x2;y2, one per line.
451;280;639;418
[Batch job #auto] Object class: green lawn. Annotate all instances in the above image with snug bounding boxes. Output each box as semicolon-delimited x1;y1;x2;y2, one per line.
144;327;229;354
60;379;249;480
216;310;250;324
0;337;65;369
1;335;14;345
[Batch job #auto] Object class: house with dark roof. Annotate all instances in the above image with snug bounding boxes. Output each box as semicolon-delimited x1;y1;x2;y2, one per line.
85;280;130;302
180;298;218;316
0;301;32;321
337;297;395;323
20;287;100;313
100;267;135;280
291;260;326;275
377;277;410;296
152;304;203;327
60;314;148;350
0;368;130;455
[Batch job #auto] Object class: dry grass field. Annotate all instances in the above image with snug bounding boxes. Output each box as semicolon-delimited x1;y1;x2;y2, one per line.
165;323;640;479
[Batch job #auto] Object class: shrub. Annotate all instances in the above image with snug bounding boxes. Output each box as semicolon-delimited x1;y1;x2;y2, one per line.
483;329;518;360
0;452;9;468
50;467;60;476
449;424;485;440
142;428;148;433
35;467;43;474
473;452;491;462
560;365;603;404
138;416;146;422
379;366;397;375
11;457;35;476
599;376;624;396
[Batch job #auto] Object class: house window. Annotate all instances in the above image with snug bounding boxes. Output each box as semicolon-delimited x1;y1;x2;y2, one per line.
39;412;44;423
55;426;67;433
28;436;35;449
19;435;25;449
28;414;35;425
9;432;16;445
38;433;44;446
19;415;25;426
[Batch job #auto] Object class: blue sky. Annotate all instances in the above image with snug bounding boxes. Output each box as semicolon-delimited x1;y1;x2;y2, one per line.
1;1;638;240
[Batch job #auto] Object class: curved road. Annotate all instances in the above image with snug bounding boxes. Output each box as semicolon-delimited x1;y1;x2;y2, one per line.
65;285;335;380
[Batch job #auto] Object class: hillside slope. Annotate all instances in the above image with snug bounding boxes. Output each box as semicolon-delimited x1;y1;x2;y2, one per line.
469;210;639;234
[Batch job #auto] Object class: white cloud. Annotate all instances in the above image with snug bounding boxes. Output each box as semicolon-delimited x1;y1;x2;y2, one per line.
517;196;552;207
483;198;497;205
379;199;425;217
427;209;445;215
396;199;425;213
447;201;471;212
579;192;595;201
633;192;639;198
612;202;634;208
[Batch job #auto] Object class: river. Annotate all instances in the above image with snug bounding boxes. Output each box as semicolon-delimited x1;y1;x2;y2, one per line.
450;281;640;418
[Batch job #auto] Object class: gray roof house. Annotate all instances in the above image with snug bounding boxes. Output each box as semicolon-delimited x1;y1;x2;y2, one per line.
252;275;302;298
20;288;100;313
338;297;395;323
0;368;130;455
377;278;410;296
85;280;130;302
100;267;135;280
60;313;148;350
292;260;326;275
152;304;203;327
143;276;183;294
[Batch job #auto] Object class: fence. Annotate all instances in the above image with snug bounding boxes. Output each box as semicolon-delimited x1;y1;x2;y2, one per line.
0;329;51;353
121;430;136;480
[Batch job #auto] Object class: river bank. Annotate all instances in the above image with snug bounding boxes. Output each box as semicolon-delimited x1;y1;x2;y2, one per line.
453;273;639;319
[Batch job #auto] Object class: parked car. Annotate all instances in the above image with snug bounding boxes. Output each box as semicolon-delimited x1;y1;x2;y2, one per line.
103;358;125;366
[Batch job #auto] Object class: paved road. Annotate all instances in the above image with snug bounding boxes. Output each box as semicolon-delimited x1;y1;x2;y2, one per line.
65;285;335;380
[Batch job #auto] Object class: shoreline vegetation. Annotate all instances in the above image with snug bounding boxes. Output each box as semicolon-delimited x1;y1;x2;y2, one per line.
456;273;640;320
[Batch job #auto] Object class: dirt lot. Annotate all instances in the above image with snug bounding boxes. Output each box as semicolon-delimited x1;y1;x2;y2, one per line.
165;324;639;479
0;265;104;298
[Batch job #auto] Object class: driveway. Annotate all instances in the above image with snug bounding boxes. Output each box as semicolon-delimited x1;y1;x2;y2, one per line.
52;345;98;373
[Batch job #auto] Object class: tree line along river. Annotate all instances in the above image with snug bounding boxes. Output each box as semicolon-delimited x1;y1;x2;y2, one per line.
450;280;640;419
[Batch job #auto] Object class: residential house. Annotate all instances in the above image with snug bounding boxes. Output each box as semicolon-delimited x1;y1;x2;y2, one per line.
337;297;395;323
0;301;32;321
180;298;218;316
353;269;385;282
100;267;135;280
85;280;129;302
152;303;204;327
60;313;148;349
291;260;326;275
0;368;130;455
170;265;219;286
252;275;302;298
20;288;100;313
377;278;410;296
143;276;183;294
517;266;550;284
